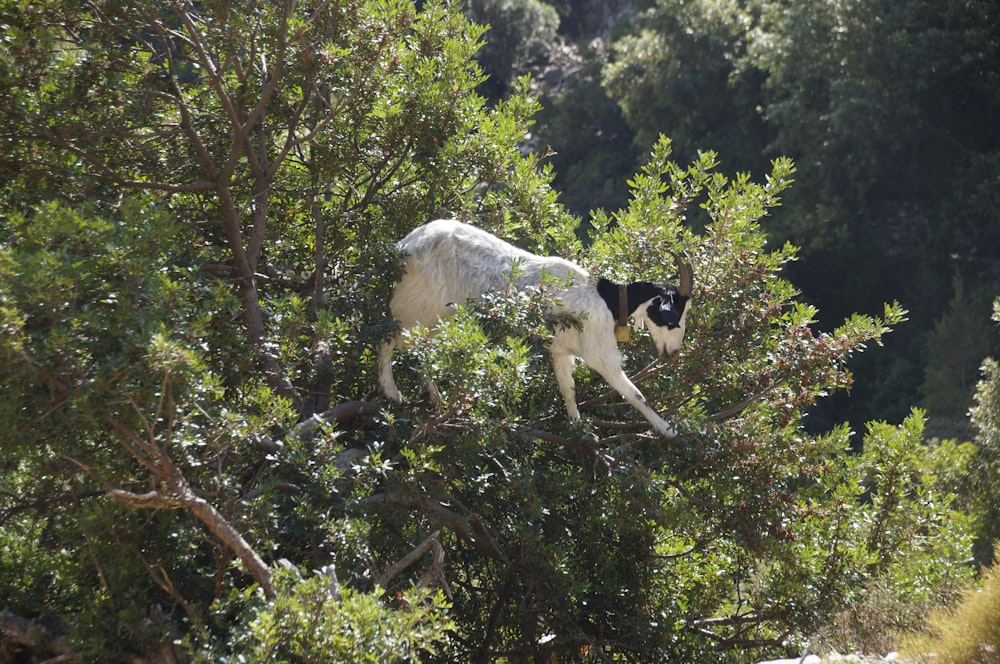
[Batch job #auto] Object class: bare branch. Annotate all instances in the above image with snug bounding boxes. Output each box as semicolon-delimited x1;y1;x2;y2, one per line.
38;366;277;598
668;479;728;512
243;0;293;135
176;9;239;131
108;489;183;510
288;400;382;442
521;428;618;468
0;489;103;527
578;358;661;411
144;12;220;180
135;549;196;620
417;537;453;600
376;530;451;599
708;380;785;421
127;460;270;588
118;178;217;193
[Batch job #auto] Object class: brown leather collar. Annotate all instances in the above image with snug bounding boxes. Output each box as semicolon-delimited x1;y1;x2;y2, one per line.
618;283;628;328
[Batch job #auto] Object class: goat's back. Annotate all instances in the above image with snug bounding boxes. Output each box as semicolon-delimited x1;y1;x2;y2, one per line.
390;219;587;328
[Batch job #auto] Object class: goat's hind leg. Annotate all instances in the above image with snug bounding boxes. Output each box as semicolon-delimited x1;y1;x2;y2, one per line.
378;333;443;406
377;335;404;404
550;351;582;422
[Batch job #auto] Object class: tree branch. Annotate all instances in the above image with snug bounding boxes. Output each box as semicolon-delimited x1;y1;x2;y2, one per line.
0;489;103;527
376;530;452;599
521;428;618;467
708;379;785;421
577;358;661;411
287;400;382;442
108;489;183;510
357;493;508;563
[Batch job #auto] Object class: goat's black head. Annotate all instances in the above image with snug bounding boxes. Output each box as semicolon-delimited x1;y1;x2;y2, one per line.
643;253;694;356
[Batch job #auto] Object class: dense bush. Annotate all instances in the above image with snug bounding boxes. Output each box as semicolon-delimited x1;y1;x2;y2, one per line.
0;1;981;661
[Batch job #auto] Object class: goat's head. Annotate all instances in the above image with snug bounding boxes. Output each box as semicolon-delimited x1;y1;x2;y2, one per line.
638;253;694;357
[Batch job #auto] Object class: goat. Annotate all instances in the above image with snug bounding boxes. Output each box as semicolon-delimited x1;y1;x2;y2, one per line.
376;219;694;438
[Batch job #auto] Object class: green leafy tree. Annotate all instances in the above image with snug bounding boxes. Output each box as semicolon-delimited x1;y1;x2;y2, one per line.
536;56;640;217
333;140;969;660
208;570;454;663
0;0;554;658
921;276;999;436
600;0;771;175
746;0;1000;316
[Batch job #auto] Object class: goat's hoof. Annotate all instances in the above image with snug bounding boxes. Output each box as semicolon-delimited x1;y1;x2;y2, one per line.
655;428;680;441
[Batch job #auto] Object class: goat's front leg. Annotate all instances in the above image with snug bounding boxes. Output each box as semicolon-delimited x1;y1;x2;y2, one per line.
589;360;678;439
550;351;581;421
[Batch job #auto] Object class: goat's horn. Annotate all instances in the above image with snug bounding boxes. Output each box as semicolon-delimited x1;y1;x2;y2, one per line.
671;252;694;297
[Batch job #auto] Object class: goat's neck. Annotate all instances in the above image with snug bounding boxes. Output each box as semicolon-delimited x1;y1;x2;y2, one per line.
596;278;660;319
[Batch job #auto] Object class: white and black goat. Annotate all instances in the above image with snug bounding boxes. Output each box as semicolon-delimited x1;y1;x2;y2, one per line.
377;219;694;438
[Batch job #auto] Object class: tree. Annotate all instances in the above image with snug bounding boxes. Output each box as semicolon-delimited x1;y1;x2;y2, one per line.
921;276;999;437
536;56;641;218
1;0;550;658
601;0;770;172
333;140;968;660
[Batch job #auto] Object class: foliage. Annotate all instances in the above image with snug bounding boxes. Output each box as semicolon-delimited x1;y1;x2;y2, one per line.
0;0;555;658
745;0;1000;331
0;0;982;661
903;543;1000;664
601;0;769;170
203;570;454;663
537;56;640;218
0;200;287;659
809;413;975;654
342;139;970;661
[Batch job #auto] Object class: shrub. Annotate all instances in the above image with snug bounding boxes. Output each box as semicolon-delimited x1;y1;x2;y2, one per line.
201;570;454;663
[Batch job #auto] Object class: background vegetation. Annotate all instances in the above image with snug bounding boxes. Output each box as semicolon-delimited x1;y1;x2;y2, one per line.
0;0;997;661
